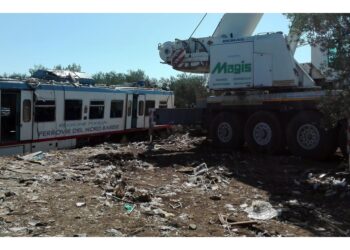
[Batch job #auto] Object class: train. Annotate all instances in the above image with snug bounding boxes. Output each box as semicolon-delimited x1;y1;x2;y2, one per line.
0;70;174;156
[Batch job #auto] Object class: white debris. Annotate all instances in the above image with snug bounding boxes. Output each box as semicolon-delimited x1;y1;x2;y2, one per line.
76;202;86;207
244;200;278;220
224;204;236;211
193;163;208;176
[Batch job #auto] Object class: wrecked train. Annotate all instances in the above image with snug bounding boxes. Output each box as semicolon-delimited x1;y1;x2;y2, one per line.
0;70;174;156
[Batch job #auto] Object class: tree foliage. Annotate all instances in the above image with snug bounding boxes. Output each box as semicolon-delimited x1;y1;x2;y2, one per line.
53;63;82;72
160;73;208;108
285;13;350;84
92;69;150;85
285;14;350;125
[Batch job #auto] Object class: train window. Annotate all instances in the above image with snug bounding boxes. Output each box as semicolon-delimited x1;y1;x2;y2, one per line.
110;100;123;118
89;100;104;119
65;100;82;121
127;100;132;117
34;100;55;122
23;99;31;122
145;100;155;116
159;100;168;109
138;100;144;116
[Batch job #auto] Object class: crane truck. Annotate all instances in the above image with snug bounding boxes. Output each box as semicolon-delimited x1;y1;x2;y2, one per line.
155;13;347;160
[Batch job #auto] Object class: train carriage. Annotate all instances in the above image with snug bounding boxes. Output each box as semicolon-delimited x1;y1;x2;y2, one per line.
0;79;174;156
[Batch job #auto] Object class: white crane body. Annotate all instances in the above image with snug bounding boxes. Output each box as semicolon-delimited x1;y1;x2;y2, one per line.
155;13;347;160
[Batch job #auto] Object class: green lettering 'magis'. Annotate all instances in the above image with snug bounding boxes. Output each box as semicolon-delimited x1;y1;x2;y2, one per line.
212;62;251;74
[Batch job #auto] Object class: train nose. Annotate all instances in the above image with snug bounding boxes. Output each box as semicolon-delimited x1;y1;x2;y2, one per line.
158;41;174;63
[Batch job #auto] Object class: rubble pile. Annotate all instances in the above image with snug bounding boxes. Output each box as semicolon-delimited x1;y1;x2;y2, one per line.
1;133;350;236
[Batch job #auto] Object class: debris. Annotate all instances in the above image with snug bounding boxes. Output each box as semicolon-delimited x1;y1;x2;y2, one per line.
0;132;348;236
28;220;48;227
224;204;236;212
5;191;16;197
124;203;136;214
189;224;197;230
133;190;152;203
332;178;347;187
209;194;222;201
230;220;259;226
159;225;177;231
76;202;86;207
287;199;299;206
240;203;248;209
152;208;175;218
319;173;327;179
9;227;27;233
73;233;87;237
244;200;278;220
18;151;44;161
169;202;182;209
106;228;125;236
176;167;194;174
194;163;208;176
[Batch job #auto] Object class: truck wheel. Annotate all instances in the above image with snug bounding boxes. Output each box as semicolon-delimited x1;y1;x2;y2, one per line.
338;120;348;158
210;112;243;150
244;111;283;154
286;111;337;160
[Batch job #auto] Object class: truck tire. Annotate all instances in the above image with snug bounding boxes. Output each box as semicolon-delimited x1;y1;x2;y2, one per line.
338;120;348;158
286;111;337;160
210;112;243;150
244;111;283;154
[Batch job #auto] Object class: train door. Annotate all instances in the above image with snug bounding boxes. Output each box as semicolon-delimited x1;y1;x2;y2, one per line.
126;94;133;129
131;94;138;129
20;90;33;141
137;94;145;128
0;90;20;143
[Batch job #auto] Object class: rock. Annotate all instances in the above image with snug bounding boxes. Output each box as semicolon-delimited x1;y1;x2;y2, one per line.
76;202;86;207
189;224;197;230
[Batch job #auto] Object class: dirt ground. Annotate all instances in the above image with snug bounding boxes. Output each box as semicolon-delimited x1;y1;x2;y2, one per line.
1;132;350;237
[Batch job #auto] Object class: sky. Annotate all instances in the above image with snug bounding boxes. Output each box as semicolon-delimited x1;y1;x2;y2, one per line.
0;13;310;79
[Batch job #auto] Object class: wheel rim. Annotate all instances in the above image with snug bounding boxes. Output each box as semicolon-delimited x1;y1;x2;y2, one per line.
252;122;272;146
296;124;320;150
217;122;233;143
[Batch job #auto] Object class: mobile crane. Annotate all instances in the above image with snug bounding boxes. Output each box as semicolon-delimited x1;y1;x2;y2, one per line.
155;13;347;160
